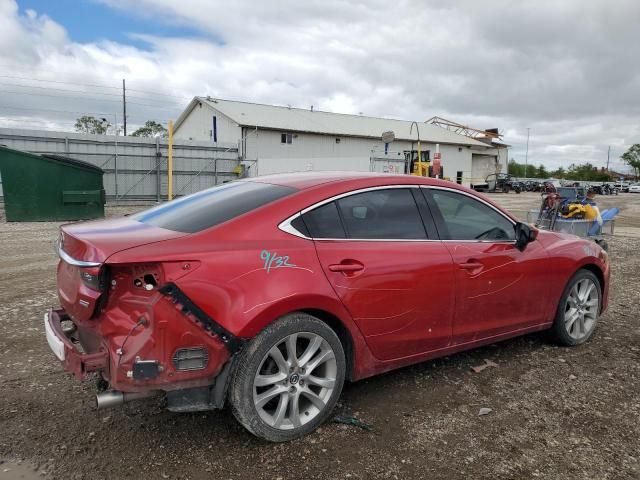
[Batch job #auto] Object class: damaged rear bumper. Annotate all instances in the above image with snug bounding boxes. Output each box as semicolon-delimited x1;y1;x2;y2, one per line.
43;307;108;380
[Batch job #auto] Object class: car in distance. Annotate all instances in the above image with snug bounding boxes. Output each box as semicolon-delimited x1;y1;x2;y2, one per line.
45;172;610;442
471;172;521;193
629;183;640;193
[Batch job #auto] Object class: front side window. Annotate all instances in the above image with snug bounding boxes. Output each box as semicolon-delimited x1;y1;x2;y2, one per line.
428;189;515;241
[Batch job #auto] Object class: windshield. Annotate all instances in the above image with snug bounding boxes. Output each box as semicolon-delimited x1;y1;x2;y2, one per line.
132;181;296;233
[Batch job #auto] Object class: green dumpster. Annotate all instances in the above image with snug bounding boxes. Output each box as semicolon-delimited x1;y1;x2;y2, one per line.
0;146;105;222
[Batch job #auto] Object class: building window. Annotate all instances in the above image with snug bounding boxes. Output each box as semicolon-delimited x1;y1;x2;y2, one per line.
280;133;293;144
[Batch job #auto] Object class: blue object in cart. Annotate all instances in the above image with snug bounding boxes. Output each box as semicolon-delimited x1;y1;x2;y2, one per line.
589;208;620;236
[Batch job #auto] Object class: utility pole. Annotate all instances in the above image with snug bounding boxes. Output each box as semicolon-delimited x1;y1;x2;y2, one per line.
122;78;127;136
606;145;611;171
524;127;530;178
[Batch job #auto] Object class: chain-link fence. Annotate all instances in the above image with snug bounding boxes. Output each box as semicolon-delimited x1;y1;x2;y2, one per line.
0;128;240;202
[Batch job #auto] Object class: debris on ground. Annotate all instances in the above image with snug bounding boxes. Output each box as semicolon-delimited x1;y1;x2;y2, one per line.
478;408;493;416
470;359;498;373
333;414;373;431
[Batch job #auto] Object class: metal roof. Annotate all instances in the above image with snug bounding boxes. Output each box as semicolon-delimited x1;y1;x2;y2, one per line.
175;97;491;147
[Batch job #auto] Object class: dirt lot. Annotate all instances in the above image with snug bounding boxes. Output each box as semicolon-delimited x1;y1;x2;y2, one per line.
1;192;639;480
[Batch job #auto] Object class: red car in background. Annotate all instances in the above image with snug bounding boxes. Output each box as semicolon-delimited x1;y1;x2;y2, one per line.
45;172;610;442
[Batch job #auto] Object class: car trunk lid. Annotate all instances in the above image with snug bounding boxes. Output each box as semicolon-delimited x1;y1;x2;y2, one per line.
57;217;187;322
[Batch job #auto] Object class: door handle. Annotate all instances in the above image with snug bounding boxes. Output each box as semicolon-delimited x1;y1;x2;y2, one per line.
328;263;364;272
459;261;483;270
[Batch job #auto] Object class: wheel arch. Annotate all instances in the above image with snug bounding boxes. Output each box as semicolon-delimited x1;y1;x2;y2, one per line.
300;308;355;382
236;294;377;382
573;263;606;313
580;263;604;290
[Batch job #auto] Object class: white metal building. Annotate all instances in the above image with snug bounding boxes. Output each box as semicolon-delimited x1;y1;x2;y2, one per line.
173;97;504;186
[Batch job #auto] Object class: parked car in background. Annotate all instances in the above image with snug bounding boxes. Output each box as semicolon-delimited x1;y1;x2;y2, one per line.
45;173;610;442
591;183;618;195
522;180;542;192
629;184;640;193
614;183;630;193
472;173;521;193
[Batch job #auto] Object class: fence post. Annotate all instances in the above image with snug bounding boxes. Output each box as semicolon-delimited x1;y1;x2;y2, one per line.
155;136;161;202
168;120;173;200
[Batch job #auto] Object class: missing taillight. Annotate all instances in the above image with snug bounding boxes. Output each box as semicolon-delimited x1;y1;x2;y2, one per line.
133;272;159;290
143;274;157;289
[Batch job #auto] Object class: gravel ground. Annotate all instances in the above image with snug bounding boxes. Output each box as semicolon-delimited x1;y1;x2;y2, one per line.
0;193;639;480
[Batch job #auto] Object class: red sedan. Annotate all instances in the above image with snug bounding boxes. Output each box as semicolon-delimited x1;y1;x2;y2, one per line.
45;172;609;441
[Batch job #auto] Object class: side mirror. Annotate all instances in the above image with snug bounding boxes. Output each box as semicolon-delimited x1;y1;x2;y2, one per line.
514;222;538;251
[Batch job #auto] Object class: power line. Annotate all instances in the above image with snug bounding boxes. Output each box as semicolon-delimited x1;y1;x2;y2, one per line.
0;73;119;89
0;104;115;116
0;106;169;126
0;88;184;109
0;81;186;103
0;80;191;104
0;74;192;100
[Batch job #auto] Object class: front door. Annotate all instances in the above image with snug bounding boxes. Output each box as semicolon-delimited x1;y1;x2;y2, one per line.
423;187;550;344
300;187;455;361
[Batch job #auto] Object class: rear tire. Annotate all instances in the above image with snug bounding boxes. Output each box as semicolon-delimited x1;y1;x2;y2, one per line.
549;269;601;346
229;312;345;442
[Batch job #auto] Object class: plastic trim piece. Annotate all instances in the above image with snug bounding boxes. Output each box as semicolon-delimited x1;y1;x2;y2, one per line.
158;282;244;353
55;239;101;268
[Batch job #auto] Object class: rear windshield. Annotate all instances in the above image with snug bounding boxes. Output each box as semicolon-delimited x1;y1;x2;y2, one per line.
132;181;296;233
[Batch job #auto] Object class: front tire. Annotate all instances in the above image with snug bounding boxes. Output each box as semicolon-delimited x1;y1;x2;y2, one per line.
550;269;601;346
229;312;345;442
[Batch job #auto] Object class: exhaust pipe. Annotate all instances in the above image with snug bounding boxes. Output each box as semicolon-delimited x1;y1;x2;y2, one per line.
96;390;158;410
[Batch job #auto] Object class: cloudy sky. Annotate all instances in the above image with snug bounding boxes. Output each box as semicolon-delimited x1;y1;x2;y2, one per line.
0;0;638;172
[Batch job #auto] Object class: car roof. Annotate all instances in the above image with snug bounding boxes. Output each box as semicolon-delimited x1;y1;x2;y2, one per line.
246;171;455;190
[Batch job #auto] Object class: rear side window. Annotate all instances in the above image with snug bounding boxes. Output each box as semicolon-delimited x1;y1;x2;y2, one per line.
299;188;426;240
336;189;426;239
133;181;296;233
302;202;346;238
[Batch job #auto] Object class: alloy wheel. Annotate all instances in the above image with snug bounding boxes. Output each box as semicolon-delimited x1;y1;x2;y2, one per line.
252;332;337;430
564;278;599;340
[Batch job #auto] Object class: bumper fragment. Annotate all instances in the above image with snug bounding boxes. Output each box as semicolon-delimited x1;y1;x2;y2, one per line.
44;307;109;379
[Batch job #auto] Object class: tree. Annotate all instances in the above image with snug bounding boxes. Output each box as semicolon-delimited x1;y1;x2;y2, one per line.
74;115;110;134
535;164;548;179
131;120;168;138
551;166;566;178
507;159;525;177
621;144;640;180
566;163;611;182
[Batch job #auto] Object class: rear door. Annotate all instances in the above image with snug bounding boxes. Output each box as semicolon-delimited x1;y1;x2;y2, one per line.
423;187;550;344
299;186;455;361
